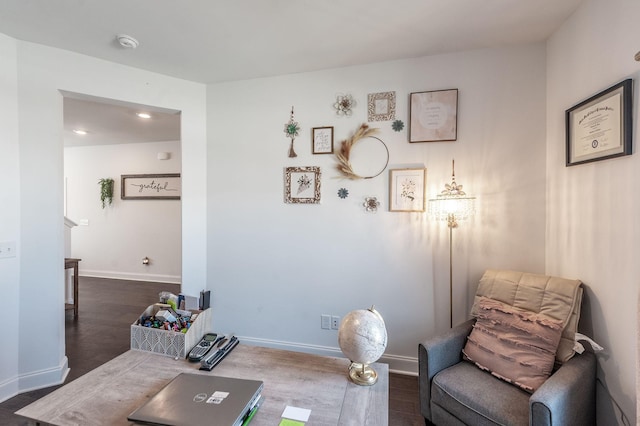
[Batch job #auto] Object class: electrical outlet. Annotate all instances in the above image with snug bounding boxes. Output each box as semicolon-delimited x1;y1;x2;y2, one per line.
331;316;340;330
321;314;331;330
0;241;16;259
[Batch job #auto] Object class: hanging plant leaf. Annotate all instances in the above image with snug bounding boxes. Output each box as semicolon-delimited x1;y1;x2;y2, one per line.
98;178;114;209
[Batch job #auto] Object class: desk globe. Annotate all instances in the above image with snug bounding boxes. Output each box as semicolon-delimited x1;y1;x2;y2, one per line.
337;306;388;386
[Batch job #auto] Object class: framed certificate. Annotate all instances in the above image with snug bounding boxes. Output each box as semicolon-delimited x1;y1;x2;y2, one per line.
566;79;632;166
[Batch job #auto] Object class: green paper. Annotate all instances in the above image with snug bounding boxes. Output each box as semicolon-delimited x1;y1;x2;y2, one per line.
279;419;305;426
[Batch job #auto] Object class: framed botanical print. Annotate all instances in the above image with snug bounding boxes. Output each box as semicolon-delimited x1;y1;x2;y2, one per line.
388;168;426;212
284;166;321;204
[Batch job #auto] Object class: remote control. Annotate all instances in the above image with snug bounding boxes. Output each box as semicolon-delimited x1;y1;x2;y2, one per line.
187;333;219;362
200;334;239;371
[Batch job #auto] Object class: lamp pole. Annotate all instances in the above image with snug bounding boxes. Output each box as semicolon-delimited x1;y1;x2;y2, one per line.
428;160;473;329
447;213;457;328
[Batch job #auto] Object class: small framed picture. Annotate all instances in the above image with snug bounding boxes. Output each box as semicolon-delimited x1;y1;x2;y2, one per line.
389;168;426;212
566;79;632;166
121;173;181;200
312;126;334;154
368;91;396;122
284;166;321;204
409;89;458;142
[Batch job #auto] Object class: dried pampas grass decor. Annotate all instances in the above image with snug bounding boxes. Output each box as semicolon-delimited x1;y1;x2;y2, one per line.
335;123;389;180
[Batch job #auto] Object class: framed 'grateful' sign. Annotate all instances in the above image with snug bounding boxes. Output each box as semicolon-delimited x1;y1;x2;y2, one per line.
121;173;181;200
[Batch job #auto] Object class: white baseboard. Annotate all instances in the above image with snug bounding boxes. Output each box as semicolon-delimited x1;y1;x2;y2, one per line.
239;336;418;375
0;357;69;404
80;269;181;284
0;376;19;404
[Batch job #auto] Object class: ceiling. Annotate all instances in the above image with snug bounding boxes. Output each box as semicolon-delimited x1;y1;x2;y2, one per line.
63;95;181;147
0;0;584;145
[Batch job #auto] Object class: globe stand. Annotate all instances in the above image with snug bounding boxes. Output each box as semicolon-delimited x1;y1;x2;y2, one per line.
348;362;378;386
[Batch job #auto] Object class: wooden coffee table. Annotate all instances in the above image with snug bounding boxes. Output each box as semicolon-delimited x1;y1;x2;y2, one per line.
16;344;388;425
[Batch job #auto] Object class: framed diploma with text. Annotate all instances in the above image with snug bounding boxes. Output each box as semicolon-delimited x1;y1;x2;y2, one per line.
566;79;632;166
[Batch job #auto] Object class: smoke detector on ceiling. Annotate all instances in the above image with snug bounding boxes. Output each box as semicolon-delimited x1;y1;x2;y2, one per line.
116;34;139;49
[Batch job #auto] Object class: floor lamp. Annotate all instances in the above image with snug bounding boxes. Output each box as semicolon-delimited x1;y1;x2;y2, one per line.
428;160;475;328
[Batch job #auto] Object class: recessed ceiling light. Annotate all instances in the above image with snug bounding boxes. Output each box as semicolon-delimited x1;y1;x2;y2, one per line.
73;129;88;135
116;34;139;49
136;112;152;119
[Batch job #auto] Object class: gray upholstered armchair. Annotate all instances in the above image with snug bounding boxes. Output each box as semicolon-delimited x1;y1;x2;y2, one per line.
418;270;596;426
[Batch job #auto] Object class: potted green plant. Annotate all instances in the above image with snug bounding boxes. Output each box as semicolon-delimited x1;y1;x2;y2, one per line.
98;178;114;208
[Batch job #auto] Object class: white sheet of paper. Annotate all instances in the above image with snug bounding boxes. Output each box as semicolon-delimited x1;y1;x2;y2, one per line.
282;405;311;422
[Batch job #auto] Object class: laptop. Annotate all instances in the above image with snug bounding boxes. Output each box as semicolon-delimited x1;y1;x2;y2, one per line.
128;373;264;426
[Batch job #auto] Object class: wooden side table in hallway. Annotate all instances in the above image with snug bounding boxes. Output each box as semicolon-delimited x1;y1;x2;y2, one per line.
64;258;81;317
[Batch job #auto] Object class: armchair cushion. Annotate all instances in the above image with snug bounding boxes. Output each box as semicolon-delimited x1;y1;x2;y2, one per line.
430;352;596;426
462;297;563;392
471;269;583;363
432;361;530;425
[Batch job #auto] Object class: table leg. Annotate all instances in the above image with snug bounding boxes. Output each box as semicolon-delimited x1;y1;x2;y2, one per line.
73;262;79;317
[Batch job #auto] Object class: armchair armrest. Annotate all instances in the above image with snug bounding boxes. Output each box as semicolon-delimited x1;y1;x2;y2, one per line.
530;351;596;426
418;319;474;421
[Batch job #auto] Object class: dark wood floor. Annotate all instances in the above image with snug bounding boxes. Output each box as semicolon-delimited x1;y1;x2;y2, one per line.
1;277;423;425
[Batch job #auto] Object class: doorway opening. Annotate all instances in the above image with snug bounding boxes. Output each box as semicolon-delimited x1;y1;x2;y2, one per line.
62;91;182;286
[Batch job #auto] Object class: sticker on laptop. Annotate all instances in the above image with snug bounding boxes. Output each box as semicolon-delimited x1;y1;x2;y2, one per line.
207;391;230;404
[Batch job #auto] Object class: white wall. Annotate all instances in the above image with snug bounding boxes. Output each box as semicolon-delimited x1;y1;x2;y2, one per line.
207;44;548;371
0;33;21;402
5;7;630;418
546;0;639;423
65;141;182;283
0;38;206;402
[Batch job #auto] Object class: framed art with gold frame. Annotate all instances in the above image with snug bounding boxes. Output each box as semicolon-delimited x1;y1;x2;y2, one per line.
388;168;426;212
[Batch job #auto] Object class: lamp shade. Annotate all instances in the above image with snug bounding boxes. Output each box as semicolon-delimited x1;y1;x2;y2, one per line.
428;160;475;226
429;195;475;222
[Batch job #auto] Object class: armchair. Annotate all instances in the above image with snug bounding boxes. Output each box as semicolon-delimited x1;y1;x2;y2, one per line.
418;270;596;426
